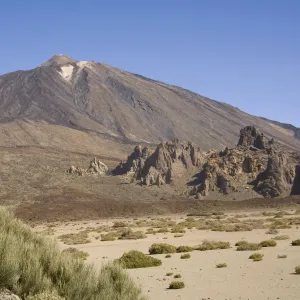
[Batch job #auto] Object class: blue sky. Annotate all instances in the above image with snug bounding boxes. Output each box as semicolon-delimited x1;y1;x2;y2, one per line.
1;0;299;126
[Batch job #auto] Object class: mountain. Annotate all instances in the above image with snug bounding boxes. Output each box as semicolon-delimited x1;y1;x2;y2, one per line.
1;54;300;150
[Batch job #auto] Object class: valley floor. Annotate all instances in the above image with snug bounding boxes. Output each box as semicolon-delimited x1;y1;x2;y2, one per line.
34;209;300;300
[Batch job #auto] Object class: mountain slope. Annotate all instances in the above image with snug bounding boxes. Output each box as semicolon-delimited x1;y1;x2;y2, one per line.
1;54;300;150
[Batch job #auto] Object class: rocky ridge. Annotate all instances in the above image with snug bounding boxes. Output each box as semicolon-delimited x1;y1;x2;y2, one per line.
113;126;300;198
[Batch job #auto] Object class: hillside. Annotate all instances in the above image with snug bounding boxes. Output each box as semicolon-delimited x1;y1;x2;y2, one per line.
1;54;300;151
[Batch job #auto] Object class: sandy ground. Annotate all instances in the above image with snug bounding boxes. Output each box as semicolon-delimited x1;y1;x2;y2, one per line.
35;211;300;300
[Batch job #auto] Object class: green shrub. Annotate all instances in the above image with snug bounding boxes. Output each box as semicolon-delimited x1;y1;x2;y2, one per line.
180;253;191;259
171;226;186;234
169;281;185;289
149;243;177;254
165;254;171;258
117;250;161;269
58;231;90;245
176;246;193;253
26;291;65;300
165;273;173;276
260;240;277;247
157;227;169;233
277;255;287;259
295;266;300;274
112;221;128;228
249;253;264;261
272;235;290;240
118;229;146;240
291;239;300;246
0;208;145;300
62;248;89;260
236;241;262;251
101;232;120;241
194;241;230;251
216;263;227;268
174;274;181;278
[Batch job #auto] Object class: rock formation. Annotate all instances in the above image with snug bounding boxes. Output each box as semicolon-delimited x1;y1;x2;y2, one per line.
113;140;203;185
67;157;108;176
291;165;300;195
237;126;267;149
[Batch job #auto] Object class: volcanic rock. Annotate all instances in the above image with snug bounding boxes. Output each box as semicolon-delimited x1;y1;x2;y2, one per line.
67;157;108;176
291;165;300;195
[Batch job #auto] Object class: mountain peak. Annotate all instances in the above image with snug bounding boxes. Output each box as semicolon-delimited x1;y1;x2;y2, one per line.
41;54;77;67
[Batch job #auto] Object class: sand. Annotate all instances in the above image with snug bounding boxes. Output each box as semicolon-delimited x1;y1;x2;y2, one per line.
36;211;300;300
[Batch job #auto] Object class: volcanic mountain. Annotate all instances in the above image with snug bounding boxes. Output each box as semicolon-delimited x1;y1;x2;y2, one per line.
0;54;299;150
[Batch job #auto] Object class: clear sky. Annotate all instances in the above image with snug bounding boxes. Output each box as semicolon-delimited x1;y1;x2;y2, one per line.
1;0;299;126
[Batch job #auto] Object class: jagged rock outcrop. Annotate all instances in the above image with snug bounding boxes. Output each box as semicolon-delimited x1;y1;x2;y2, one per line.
67;157;108;176
113;140;203;185
253;152;295;197
0;290;20;300
237;126;267;149
291;165;300;195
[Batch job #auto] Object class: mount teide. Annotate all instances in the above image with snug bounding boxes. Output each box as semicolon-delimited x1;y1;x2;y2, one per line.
0;54;299;150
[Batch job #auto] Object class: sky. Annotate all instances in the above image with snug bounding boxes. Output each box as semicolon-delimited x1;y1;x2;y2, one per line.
0;0;299;126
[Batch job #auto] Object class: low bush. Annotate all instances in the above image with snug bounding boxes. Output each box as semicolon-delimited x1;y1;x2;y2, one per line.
171;226;186;234
58;231;90;245
156;227;169;233
149;243;177;254
165;254;172;258
236;241;262;251
266;228;279;235
291;239;300;246
174;274;181;278
112;221;128;228
169;281;185;289
176;246;193;253
117;250;162;269
101;232;120;241
194;240;230;251
260;240;277;247
249;253;264;261
277;255;287;259
174;234;184;238
295;266;300;274
272;235;290;240
165;273;173;276
180;253;191;259
118;229;146;240
216;263;227;268
26;291;65;300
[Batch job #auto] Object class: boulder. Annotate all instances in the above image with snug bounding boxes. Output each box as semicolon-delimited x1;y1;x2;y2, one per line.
237;126;266;149
67;158;108;176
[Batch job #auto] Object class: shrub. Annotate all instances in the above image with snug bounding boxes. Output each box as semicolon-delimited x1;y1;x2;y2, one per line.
169;281;185;289
295;266;300;274
118;229;146;240
249;253;264;261
216;263;227;268
260;240;277;247
171;226;186;234
176;246;193;253
291;239;300;246
26;291;65;300
166;273;173;276
157;227;169;233
165;254;172;258
174;274;181;278
174;234;184;238
58;231;90;245
194;241;230;251
266;228;279;235
149;243;177;254
236;241;262;251
62;248;89;260
117;250;161;269
0;208;145;300
112;221;127;228
180;253;191;259
277;255;287;259
101;232;120;241
272;235;290;240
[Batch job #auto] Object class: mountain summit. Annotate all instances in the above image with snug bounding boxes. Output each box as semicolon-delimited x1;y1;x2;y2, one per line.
0;55;299;150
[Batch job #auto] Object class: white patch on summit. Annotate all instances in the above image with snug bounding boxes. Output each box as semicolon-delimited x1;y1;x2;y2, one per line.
57;64;74;81
77;61;93;69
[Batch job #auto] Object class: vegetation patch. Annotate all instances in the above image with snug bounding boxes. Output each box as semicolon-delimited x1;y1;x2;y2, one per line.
101;232;120;241
26;290;65;300
0;208;144;300
295;266;300;274
149;243;177;254
194;240;230;251
272;235;290;240
236;241;262;251
291;239;300;246
169;281;185;289
249;253;264;261
165;254;172;258
58;231;90;245
216;263;227;268
260;240;277;247
174;274;181;278
277;254;287;259
266;228;279;235
117;250;162;269
112;221;128;228
176;246;193;253
166;272;173;276
118;229;147;240
180;253;191;259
